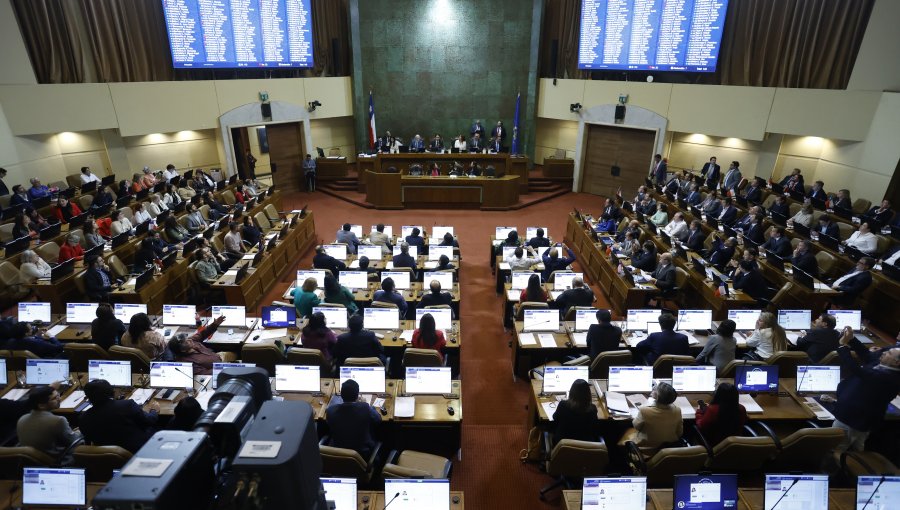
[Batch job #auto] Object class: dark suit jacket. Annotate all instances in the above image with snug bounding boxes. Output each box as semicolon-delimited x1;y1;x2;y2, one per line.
769;202;790;218
685;229;705;252
743;186;762;203
703;164;721;188
807;189;827;202
718;206;738;226
686;191;702;205
762;236;792;258
654;161;668;183
555;287;594;315
832;197;852;211
835;270;872;303
79;399;158;453
733;269;768;300
833;339;900;432
779;175;804;190
866;207;894;225
708;243;735;271
636;330;690;364
632;250;657;272
84;268;113;300
419;291;453;310
744;223;766;245
651;264;676;291
313;253;347;276
405;235;426;253
334;330;385;366
796;328;840;363
528;237;551;249
490;126;505;140
325;401;381;457
586;323;623;359
791;251;819;279
703;200;723;218
392;253;418;273
541;247;576;281
818;223;840;239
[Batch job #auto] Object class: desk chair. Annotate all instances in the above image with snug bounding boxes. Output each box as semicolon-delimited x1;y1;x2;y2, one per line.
815;251;838;279
703;435;777;474
0;447;56;479
254;212;271;231
198;204;211;222
36;241;61;264
764;282;793;313
719;359;766;378
9;350;39;372
108;346;151;374
626;445;709;488
382;450;452;479
78;195;94;211
73;445;132;483
766;350;810;378
851;198;872;216
240;343;285;376
106;254;129;280
318;439;382;484
64;343;109;373
589;350;633;380
658;267;688;310
370;300;398;309
652;354;695;378
0;261;29;303
563;306;594;322
514;301;549;321
402;348;444;369
539;438;609;500
264;204;280;224
836;222;854;241
530;355;590;380
754;424;844;472
0;223;14;242
838;451;900;479
286;347;333;378
219;190;236;206
117;206;134;224
343;357;384;368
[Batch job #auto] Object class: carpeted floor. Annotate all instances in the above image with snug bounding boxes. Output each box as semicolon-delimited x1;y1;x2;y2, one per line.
263;189;612;508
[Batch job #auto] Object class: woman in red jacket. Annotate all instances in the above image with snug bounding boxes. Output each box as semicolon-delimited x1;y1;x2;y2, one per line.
57;233;84;263
52;196;82;223
411;312;447;362
695;382;748;446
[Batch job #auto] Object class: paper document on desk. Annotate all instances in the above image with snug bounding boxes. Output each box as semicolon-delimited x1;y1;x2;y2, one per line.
46;325;68;337
605;391;630;414
125;278;137;287
803;397;835;421
348;259;360;268
209;331;245;343
786;332;801;345
241;254;255;260
225;269;239;276
537;333;557;348
550;291;563;300
571;332;587;347
399;330;415;343
498;262;511;270
252;328;289;342
506;289;520;302
626;394;648;407
541;402;557;421
384;262;394;270
2;388;30;401
192;391;215;409
519;333;537;346
814;283;831;291
423;261;438;269
394;397;415;418
677;332;701;346
674;397;696;419
739;394;764;414
625;335;644;348
60;391;86;409
129;388;155;406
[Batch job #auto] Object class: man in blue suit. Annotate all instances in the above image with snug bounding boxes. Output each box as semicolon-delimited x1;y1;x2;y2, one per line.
722;161;742;193
702;157;721;189
635;313;689;365
761;226;792;257
716;198;738;226
408;134;425;152
651;154;667;186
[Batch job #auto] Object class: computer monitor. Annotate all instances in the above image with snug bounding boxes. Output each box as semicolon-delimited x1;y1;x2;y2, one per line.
763;474;828;510
542;366;589;394
646;322;663;334
210;305;247;328
672;366;717;393
342;224;362;237
381;270;411;289
495;226;516;239
363;307;399;330
727;309;761;331
830;309;862;331
574;309;600;332
607;366;653;393
274;364;320;392
339;271;368;290
297;269;326;288
856;475;900;510
17;302;51;323
431;226;454;239
526;227;549;240
114;303;147;323
626;309;660;331
401;225;425;238
88;360;131;387
65;302;97;325
501;246;519;260
553;271;582;290
211;363;257;389
405;367;452;394
581;477;647;510
673;474;739;510
415;307;452;331
312;307;348;329
777;309;811;330
523;309;559;332
149;362;195;389
382;479;450;510
0;360;6;386
162;304;196;326
323;244;348;260
796;365;841;394
320;478;357;510
339;366;386;394
510;271;537;290
428;245;454;261
676;310;713;331
22;468;86;507
25;359;69;385
261;306;296;328
371;225;393;238
734;365;779;393
392;244;418;258
422;271;453;290
357;244;382;261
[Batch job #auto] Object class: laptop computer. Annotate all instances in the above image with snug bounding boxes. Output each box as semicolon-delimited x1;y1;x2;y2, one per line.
26;359;70;386
542;366;589;395
261;306;296;328
88;360;132;387
796;365;840;396
320;478;357;510
4;235;30;256
18;302;52;324
51;258;76;283
582;477;647;510
405;367;453;395
856;475;900;509
764;474;828;510
39;222;62;241
149;361;194;389
673;474;739;510
111;231;130;249
274;364;318;393
607;366;653;393
22;467;86;507
734;365;779;393
135;267;154;290
792;267;815;290
339;366;386;394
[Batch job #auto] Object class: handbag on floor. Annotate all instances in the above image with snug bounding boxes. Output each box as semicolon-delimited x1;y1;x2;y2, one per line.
519;426;544;464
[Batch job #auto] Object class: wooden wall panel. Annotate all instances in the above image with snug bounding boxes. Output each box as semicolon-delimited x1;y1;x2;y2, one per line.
581;124;656;199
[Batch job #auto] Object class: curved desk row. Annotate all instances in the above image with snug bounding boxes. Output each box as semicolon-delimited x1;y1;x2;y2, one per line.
365;172;521;210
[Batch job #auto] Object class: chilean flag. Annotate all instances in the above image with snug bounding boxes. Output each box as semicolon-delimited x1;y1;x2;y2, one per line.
367;91;377;150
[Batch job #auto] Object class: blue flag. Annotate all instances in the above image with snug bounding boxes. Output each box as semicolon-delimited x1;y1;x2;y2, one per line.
511;92;521;155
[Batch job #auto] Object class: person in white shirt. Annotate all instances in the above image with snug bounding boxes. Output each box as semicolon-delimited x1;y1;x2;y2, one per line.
80;166;101;185
162;184;181;207
453;135;468;151
133;203;152;225
844;222;878;255
162;164;179;182
19;249;52;283
744;311;789;361
147;194;168;217
110;210;133;237
223;222;244;257
505;246;541;271
663;212;688;240
882;246;900;267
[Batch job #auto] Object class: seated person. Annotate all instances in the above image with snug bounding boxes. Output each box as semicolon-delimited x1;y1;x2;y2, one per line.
12;212;37;240
90;304;126;350
132;202;152;226
741;214;766;246
439;232;459;247
505;246;540;271
791;240;820;279
695;382;747;446
168;317;227;375
551;379;601;444
372;277;408;315
27;178;53;201
419;280;454;310
527;228;552;249
795;313;840;363
816;214;840;239
554;276;595;317
541;244;576;281
392;242;418;278
193;248;222;286
864;199;894;226
779;168;804;192
241;216;262;246
183;204;207;235
404;227;426;254
435;254;456;271
631;241;658;272
334;315;386;366
3;322;64;358
649;204;669;227
844;222;878;255
122;313;170;361
586;309;622;359
685;184;703;206
807;180;827;202
52;196;82;224
742;177;765;203
615;229;639;253
760;226;791;257
164;216;190;243
336;223;362;254
695;320;737;374
831;257;874;306
79;379;159;453
82;222;105;249
369;224;392;254
707;236;737;271
716;198;738;226
832;189;852;211
132;238;160;273
17;386;82;464
109;209;133;237
724;247;758;279
594;213;617;234
769;195;790;218
732;260;768;301
291;277;321;318
700;192;722;217
9;184;31;208
299;312;338;363
325;380;382;458
168;398;202;431
519;273;548;303
635;313;689;365
616;220;640;243
646;252;676;297
356;256;381;281
683;220;706;252
18;249;52;283
744;311;789;361
619;382;683;450
411;312;447;362
663;212;688;240
323;274;359;314
313;245;347;276
85;255;117;301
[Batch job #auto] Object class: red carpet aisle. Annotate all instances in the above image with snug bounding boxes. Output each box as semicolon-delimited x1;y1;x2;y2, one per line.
261;189;613;508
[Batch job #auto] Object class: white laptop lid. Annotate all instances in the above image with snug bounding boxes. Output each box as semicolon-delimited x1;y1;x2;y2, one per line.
626;309;659;331
339;270;369;290
88;360;131;387
830;309;862;331
17;302;51;323
422;271;453;290
324;244;348;260
162;304;196;326
553;271;582;290
676;310;713;330
777;310;811;330
727;309;761;330
211;305;247;327
796;365;841;393
405;367;452;394
575;309;600;332
357;245;383;261
581;477;647;510
672;366;717;393
763;474;828;510
428;245;454;261
275;365;320;392
856;476;900;510
363;307;400;330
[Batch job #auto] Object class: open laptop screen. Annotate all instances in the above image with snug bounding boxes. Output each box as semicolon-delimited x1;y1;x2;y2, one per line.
23;468;86;506
66;302;98;324
211;305;247;328
149;362;194;389
431;226;454;238
357;244;383;262
212;363;256;389
162;304;196;326
607;366;653;393
673;474;738;510
734;365;779;393
26;359;69;386
523;309;559;332
297;270;326;288
320;478;357;510
552;271;581;290
114;303;147;323
339;271;368;290
422;271;453;290
274;365;319;392
542;366;589;394
574;309;600;332
383;479;450;510
581;477;647;510
18;302;52;323
381;270;411;289
0;359;6;386
405;367;452;394
796;365;841;393
88;360;131;387
363;307;399;330
763;474;828;510
777;309;811;330
324;244;348;260
261;306;296;328
339;366;385;394
392;244;419;258
676;309;713;330
672;366;717;393
401;225;425;238
526;227;549;240
428;245;454;261
511;271;537;290
370;225;393;237
856;475;900;510
727;309;761;330
312;307;348;329
495;226;516;239
626;309;659;331
415;307;452;331
830;309;862;331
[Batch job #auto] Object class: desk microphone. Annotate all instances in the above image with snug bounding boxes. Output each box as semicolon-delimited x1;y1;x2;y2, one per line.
174;366;209;395
383;492;401;509
769;478;799;510
860;475;886;510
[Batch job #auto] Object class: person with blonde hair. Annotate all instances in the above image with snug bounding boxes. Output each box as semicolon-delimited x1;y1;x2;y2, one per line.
19;250;51;283
744;311;788;361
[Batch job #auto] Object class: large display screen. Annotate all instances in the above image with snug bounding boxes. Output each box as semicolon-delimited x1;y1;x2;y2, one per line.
161;0;314;69
578;0;730;72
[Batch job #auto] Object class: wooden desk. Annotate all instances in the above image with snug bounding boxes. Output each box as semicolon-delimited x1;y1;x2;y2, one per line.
543;158;575;179
363;491;464;510
364;171;520;210
563;488;855;510
315;157;348;180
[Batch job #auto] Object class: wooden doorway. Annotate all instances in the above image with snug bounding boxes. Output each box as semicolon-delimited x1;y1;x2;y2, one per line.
581;124;656;199
266;122;305;192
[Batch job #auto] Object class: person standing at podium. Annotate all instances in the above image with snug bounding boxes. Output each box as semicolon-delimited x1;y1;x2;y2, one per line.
303;154;317;192
470;120;485;139
377;131;396;153
491;121;505;142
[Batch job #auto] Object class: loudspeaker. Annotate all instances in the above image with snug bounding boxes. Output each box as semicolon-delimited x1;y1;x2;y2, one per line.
614;105;626;122
261;102;272;120
331;38;341;75
611;165;621;177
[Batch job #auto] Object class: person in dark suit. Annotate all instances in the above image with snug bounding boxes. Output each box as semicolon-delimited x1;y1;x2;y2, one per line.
864;199;894;226
817;215;841;240
807;181;828;202
0;168;8;196
79;379;159;453
721;162;742;193
404;227;426;254
84;255;115;302
684;220;706;252
734;206;761;230
490;121;505;141
377;131;395;152
779;168;804;193
647;253;676;292
489;137;503;153
528;228;552;249
334;315;386;366
603;197;623;221
541;244;576;281
470;120;485;139
700;192;722;217
586;309;623;359
831;257;874;306
554;276;594;317
9;185;31;209
3;323;64;358
795;313;840;363
312;245;347;277
632;241;658;272
468;133;483;152
832;189;852;211
391;242;418;279
769;195;790;218
419;280;454;311
325;379;382;458
724;248;758;279
742;178;765;204
685;184;702;206
742;214;767;246
716;198;738;226
635;313;690;365
651;154;667;186
373;277;408;315
700;157;720;188
791;240;820;279
408;134;425;151
90;304;126;351
761;226;792;257
707;236;737;271
429;134;444;152
732;260;768;301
